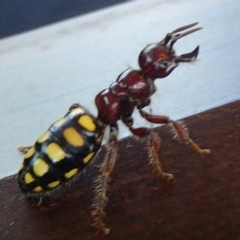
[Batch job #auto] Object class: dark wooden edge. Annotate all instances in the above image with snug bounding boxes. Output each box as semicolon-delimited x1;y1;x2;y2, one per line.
1;100;240;240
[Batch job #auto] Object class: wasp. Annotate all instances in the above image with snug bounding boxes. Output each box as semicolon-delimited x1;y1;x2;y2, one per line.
18;22;210;235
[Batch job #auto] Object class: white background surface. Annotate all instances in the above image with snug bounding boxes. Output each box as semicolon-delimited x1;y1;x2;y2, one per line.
0;0;239;178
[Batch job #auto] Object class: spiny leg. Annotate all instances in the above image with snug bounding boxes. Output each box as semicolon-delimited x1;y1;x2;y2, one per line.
127;125;173;180
91;124;118;235
18;146;32;154
139;109;211;155
147;131;174;180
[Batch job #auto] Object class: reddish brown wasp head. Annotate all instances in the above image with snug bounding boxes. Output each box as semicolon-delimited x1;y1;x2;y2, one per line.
138;22;202;79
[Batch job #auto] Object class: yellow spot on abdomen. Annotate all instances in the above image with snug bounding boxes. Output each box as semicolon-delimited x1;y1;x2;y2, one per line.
47;143;65;162
37;131;50;144
47;180;60;188
24;172;34;184
64;168;78;179
33;158;49;177
78;115;96;132
83;152;95;164
33;186;43;192
63;127;84;147
24;147;36;159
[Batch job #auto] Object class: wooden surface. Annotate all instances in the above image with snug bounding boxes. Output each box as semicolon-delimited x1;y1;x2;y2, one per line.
1;100;240;240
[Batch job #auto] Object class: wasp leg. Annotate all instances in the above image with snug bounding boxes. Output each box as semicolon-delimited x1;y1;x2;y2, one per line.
128;125;173;180
18;146;33;154
91;124;118;235
147;131;174;180
139;109;211;155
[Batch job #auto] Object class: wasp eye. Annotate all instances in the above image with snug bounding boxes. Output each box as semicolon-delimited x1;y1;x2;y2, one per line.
159;61;171;68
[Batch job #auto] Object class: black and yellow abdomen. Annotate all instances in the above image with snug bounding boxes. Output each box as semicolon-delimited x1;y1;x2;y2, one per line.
18;106;105;194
